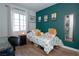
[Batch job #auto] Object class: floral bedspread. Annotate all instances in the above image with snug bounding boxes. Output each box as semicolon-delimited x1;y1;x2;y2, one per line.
27;32;63;54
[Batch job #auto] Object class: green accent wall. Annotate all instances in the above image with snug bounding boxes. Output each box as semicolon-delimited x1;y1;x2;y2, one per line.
36;3;79;49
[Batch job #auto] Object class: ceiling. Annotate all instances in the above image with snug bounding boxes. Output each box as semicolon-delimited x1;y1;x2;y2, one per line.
13;3;56;12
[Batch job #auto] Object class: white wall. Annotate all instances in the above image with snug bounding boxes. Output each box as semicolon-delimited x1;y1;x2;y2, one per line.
28;10;36;31
0;4;8;37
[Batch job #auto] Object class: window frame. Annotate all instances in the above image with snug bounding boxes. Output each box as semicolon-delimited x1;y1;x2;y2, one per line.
12;9;26;32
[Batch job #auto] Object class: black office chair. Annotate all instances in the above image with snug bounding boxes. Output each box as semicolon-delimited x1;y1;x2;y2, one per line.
8;36;20;51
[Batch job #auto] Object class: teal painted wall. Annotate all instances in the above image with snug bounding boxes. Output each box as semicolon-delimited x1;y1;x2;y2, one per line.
36;3;79;49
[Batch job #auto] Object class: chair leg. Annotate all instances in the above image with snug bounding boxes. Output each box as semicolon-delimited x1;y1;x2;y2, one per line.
13;46;15;51
13;46;15;56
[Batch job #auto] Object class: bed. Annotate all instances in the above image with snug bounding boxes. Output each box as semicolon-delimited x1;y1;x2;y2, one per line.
27;29;63;54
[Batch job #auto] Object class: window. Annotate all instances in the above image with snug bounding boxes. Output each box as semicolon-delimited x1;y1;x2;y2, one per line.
12;9;26;32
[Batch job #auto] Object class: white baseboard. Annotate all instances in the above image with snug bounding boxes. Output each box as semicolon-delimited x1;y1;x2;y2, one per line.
61;46;79;52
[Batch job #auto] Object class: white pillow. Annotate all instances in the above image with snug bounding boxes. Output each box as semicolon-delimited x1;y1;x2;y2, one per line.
47;33;56;38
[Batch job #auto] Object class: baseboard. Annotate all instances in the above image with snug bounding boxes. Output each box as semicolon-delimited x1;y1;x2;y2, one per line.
61;46;79;52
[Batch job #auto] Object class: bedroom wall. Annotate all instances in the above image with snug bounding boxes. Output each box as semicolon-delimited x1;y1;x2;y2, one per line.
28;10;36;31
0;4;8;37
36;3;79;49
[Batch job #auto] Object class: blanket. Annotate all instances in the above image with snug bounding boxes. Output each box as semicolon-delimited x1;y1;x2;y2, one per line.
27;32;63;54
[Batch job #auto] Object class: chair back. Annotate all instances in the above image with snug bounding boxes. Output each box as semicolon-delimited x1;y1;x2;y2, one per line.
8;36;19;47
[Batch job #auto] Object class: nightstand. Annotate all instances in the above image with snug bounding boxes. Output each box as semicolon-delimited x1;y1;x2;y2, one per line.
19;35;27;45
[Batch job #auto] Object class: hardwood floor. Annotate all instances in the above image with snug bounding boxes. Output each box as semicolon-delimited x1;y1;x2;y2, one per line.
15;42;79;56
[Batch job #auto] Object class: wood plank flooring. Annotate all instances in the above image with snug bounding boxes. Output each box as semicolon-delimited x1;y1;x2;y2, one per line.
15;42;79;56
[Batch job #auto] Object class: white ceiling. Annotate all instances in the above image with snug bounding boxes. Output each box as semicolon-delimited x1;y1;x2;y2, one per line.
13;3;56;12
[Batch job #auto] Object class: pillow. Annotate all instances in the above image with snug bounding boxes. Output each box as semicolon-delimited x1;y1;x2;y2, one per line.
47;33;55;38
35;31;41;36
48;28;57;35
41;32;44;35
32;29;40;34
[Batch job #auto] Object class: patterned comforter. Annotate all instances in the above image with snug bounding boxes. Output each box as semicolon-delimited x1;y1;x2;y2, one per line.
27;32;63;54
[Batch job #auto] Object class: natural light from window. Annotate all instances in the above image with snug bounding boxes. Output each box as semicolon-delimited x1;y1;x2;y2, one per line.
13;12;26;32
